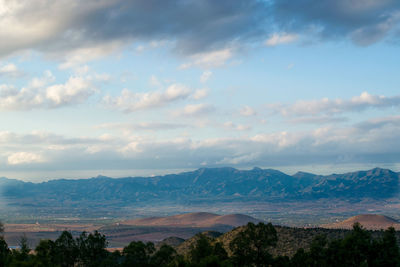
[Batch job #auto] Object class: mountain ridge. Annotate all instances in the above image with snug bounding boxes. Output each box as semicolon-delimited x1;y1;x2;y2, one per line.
0;167;399;220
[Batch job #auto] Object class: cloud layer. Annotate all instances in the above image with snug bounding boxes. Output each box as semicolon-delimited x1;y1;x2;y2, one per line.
1;114;400;176
0;0;270;58
273;92;400;117
1;0;400;61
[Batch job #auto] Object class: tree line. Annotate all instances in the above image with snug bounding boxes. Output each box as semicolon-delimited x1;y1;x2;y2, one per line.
0;221;399;266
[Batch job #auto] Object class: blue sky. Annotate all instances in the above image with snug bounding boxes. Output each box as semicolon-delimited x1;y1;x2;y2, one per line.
1;0;400;181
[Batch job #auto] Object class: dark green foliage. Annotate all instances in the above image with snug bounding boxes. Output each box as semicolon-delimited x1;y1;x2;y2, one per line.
34;239;56;266
8;235;34;267
77;231;108;266
369;227;400;267
122;240;155;267
229;222;277;267
100;251;123;267
150;244;177;266
189;234;231;267
54;231;79;267
286;223;400;267
290;248;308;267
273;256;290;267
307;234;328;266
189;234;214;263
0;237;10;267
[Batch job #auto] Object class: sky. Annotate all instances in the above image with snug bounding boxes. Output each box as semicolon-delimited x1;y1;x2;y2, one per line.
0;0;400;181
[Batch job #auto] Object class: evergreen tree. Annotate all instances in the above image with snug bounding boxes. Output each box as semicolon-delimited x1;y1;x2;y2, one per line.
0;237;10;267
122;240;155;267
150;244;177;266
77;230;108;267
34;239;56;266
54;231;79;267
229;222;277;267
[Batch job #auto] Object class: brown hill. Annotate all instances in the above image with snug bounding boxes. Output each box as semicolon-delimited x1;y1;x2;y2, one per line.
177;223;400;258
322;214;400;230
121;212;261;228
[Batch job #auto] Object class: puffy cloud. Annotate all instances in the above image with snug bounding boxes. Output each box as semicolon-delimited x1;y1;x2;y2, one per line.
45;77;96;107
0;63;22;77
7;152;45;165
273;92;400;117
104;83;191;112
0;72;96;110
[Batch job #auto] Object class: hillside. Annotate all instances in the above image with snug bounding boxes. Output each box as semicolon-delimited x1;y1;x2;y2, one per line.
322;214;400;230
177;223;400;258
121;212;261;227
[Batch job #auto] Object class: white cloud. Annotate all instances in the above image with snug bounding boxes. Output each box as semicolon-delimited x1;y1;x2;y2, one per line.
200;70;212;83
192;89;209;100
265;33;298;46
274;92;400;117
0;63;22;77
175;103;215;116
45;76;96;107
240;105;256;116
179;48;233;69
0;72;96;110
29;70;55;88
7;152;45;165
58;41;125;69
104;83;191;112
251;131;303;148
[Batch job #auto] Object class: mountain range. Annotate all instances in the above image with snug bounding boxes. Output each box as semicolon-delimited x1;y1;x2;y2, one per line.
0;167;399;220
